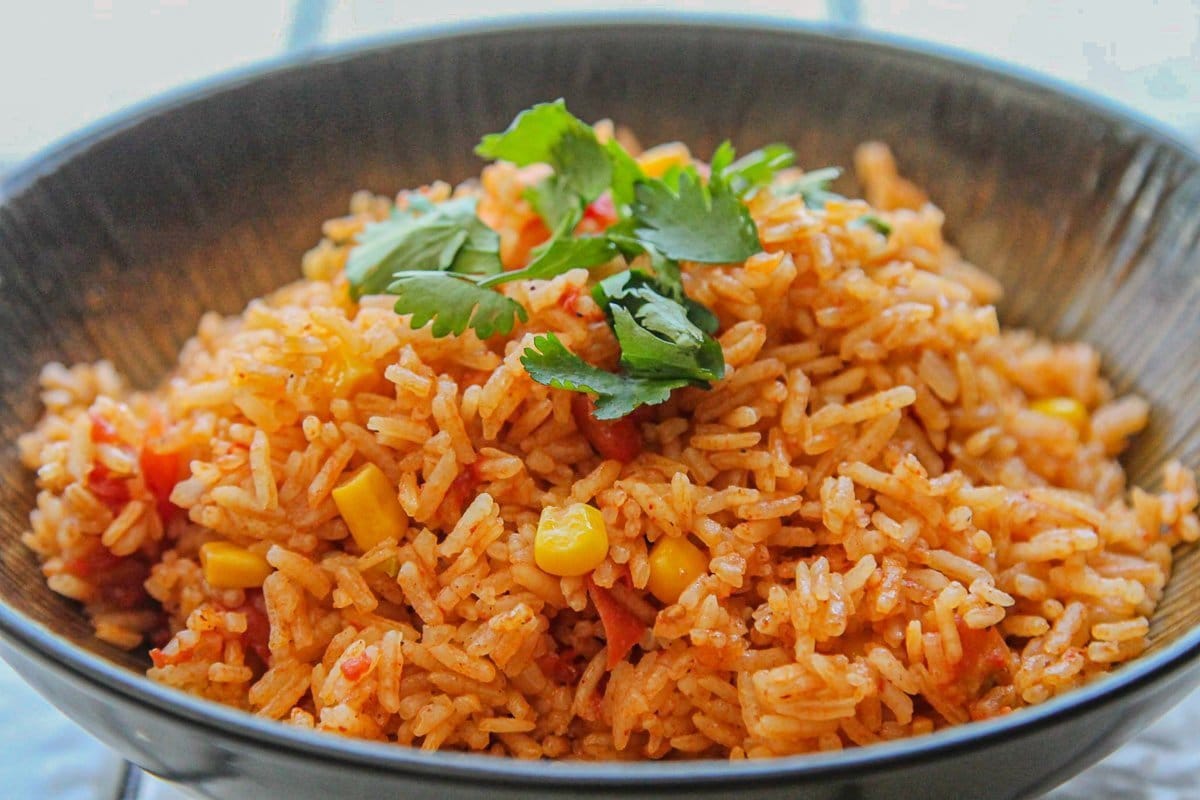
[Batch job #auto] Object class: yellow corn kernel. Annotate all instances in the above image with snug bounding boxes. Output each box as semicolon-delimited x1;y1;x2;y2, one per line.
332;463;409;551
332;356;375;398
1031;397;1088;432
647;537;709;604
199;541;273;589
534;503;609;577
636;142;692;179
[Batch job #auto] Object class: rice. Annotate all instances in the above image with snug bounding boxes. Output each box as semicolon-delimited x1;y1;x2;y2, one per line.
16;133;1200;762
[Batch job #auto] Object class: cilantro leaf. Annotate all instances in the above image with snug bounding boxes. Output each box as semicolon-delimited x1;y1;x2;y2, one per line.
604;138;644;208
722;143;796;197
611;304;724;383
709;141;736;177
346;197;502;299
520;333;689;420
387;272;527;339
591;271;725;385
631;169;761;263
778;167;843;209
476;100;611;205
525;175;581;231
481;236;616;288
855;214;892;236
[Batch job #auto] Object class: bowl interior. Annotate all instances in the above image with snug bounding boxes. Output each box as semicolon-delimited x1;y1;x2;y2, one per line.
1;20;1199;680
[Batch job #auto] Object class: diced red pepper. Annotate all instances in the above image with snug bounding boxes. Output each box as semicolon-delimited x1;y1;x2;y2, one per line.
148;647;170;669
950;619;1012;696
140;446;181;522
443;461;483;517
572;394;642;463
586;576;646;669
87;463;131;510
89;411;122;445
582;192;618;230
238;590;271;665
340;652;373;681
62;547;123;579
536;647;581;684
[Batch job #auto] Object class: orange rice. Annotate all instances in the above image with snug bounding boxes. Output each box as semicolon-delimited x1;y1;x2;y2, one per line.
18;134;1199;759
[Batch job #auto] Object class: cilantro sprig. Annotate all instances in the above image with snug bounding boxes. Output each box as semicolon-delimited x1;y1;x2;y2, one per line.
344;100;806;416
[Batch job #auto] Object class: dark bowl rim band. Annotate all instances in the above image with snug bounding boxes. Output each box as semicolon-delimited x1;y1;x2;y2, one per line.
1;11;1198;787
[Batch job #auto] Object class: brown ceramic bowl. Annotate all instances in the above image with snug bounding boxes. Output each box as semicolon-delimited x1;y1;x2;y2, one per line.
1;15;1198;800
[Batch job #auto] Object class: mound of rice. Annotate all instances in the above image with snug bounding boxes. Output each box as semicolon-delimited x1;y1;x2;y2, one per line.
18;134;1199;760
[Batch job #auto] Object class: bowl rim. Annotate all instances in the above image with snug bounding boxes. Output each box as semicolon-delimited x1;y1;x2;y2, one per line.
1;11;1198;787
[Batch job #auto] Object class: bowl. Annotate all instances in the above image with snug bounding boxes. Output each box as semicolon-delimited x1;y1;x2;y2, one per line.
2;15;1199;800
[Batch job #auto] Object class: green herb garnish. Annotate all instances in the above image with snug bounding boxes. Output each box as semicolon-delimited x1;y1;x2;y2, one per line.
345;100;811;416
856;214;893;236
345;197;502;299
631;167;762;264
778;166;843;209
520;333;692;420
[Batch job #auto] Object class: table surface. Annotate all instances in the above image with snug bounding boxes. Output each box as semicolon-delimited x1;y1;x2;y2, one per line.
1;2;1198;798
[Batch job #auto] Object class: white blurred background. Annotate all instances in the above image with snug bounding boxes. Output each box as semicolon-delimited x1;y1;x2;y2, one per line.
1;2;1198;798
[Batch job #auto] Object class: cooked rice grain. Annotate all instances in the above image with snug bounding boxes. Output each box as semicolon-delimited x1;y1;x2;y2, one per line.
17;139;1198;761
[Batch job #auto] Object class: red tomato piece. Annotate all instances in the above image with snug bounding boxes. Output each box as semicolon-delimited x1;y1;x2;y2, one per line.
239;590;272;665
536;648;581;684
63;548;123;579
586;577;646;669
87;464;131;510
340;653;373;681
572;394;642;463
89;411;122;444
951;619;1013;696
140;446;181;522
582;192;618;229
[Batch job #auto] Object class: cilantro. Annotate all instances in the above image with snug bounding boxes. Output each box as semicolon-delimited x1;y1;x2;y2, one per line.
345;102;801;418
481;236;616;288
722;143;796;197
386;272;527;339
525;176;582;231
778;167;843;209
476;100;611;207
520;334;691;420
631;167;761;263
604;138;644;209
345;197;501;299
611;303;723;383
856;214;892;236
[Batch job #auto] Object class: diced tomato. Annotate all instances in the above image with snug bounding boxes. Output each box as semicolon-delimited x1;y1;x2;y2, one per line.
87;464;131;510
148;647;170;669
572;394;642;463
586;576;647;669
505;218;552;269
536;647;581;684
444;461;483;517
89;411;122;445
340;652;373;681
140;446;181;522
951;619;1012;696
99;558;152;610
104;580;149;610
62;548;123;579
582;192;618;230
239;590;272;665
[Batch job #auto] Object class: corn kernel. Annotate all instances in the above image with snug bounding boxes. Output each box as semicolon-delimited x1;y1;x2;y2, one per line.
636;142;692;179
199;541;273;589
332;463;409;551
647;537;709;604
534;503;609;577
1031;397;1088;432
332;357;375;397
